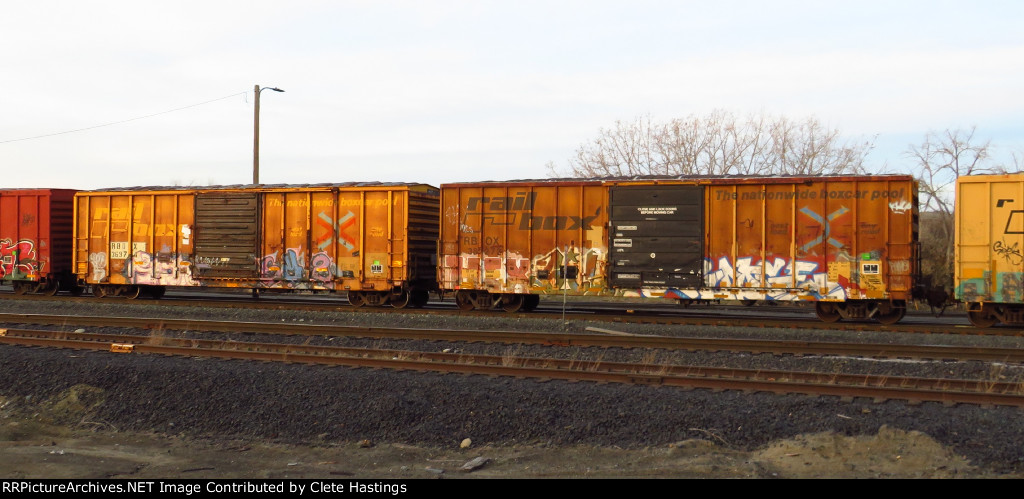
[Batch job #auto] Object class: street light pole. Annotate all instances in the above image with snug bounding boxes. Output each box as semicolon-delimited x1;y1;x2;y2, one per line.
253;84;284;185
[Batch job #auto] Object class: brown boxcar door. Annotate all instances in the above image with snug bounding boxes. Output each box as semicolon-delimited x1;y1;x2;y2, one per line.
193;192;260;278
608;185;704;289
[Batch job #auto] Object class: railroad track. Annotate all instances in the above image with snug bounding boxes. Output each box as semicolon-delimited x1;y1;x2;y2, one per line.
2;327;1022;409
0;292;1011;336
2;312;1023;363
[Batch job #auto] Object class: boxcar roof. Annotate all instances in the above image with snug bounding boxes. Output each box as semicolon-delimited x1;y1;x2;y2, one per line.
441;173;915;187
80;182;438;192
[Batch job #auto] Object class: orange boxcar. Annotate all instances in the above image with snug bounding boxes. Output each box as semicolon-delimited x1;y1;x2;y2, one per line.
689;175;918;323
0;188;78;295
439;180;608;311
73;183;439;307
440;175;919;323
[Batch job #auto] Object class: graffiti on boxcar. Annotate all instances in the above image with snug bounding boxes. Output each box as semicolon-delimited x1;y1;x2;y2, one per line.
0;238;38;279
309;251;336;283
889;199;912;214
958;279;985;302
1000;272;1023;303
529;245;605;293
261;251;282;279
993;240;1024;265
122;251;195;286
260;248;338;287
261;249;305;281
888;259;911;275
447;244;606;294
956;272;1024;304
505;252;530;280
702;255;844;299
89;252;107;281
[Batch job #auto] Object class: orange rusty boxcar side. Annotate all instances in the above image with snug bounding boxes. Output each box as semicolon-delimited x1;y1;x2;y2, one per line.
74;188;197;297
439;180;608;310
605;176;916;299
73;184;439;305
440;175;919;322
693;175;918;322
0;188;78;294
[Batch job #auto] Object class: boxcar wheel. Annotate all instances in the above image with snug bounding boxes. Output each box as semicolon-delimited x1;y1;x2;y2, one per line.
122;286;142;300
967;310;998;328
814;302;842;323
92;285;108;298
41;283;59;296
455;291;476;311
391;290;412;309
347;291;366;308
875;307;905;325
12;282;32;295
501;294;525;313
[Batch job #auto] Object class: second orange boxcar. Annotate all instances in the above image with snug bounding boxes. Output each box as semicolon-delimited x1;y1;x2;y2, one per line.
73;183;439;307
440;175;919;323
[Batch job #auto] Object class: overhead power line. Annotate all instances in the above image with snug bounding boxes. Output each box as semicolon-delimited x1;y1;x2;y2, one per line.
0;91;248;145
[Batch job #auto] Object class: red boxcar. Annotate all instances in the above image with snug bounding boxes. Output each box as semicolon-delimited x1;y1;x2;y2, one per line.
0;189;79;294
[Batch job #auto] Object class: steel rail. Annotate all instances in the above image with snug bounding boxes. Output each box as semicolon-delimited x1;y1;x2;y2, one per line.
2;313;1024;364
2;293;1008;336
2;328;1022;408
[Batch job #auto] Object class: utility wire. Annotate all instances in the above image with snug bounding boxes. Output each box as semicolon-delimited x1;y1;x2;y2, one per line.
0;91;248;145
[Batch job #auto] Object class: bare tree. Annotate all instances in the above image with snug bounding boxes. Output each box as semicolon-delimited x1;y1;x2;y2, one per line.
1010;148;1024;172
548;110;873;178
907;127;1000;292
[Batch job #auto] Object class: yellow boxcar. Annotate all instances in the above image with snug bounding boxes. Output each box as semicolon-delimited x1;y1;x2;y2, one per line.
73;183;439;307
956;173;1024;326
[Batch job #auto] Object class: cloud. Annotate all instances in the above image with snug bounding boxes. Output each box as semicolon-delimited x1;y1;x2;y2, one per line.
3;1;1024;188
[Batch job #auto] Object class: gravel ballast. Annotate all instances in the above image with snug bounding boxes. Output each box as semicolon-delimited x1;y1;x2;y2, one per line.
2;296;1024;474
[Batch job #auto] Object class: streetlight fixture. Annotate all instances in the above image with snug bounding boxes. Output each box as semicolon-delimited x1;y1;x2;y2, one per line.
253;84;285;185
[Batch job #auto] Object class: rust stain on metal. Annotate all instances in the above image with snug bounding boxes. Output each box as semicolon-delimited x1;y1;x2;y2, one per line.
110;343;135;353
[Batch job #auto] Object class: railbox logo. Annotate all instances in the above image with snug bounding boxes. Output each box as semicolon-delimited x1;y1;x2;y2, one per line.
463;192;597;230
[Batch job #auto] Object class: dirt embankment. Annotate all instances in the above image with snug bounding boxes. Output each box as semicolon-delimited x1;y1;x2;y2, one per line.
0;385;1007;479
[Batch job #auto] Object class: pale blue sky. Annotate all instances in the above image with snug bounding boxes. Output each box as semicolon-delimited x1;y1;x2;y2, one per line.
2;1;1022;189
